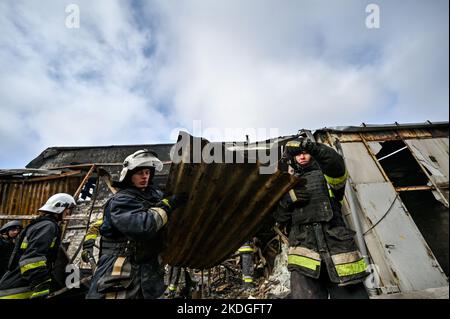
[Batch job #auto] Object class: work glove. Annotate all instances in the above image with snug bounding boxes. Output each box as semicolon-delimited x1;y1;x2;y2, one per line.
298;139;315;153
81;239;95;263
161;193;188;213
30;278;51;299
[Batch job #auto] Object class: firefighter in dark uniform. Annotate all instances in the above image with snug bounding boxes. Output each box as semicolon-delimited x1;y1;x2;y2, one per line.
0;193;76;299
274;138;369;299
86;149;187;299
0;220;23;279
238;240;255;289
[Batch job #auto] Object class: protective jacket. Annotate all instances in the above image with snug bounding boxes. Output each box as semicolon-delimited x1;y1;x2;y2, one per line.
0;216;60;299
86;185;168;299
0;237;15;279
274;143;368;285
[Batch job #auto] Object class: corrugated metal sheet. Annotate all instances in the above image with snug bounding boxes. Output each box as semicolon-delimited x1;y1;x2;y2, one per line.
162;132;299;269
0;172;83;226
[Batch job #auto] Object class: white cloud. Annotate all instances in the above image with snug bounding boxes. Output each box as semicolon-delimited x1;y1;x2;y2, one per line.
150;0;448;140
0;0;448;167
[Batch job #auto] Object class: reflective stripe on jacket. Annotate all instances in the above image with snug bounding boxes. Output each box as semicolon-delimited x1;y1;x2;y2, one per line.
0;216;60;299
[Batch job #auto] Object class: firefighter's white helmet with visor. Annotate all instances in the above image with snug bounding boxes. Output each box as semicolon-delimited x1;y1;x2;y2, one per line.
119;149;163;182
38;193;77;214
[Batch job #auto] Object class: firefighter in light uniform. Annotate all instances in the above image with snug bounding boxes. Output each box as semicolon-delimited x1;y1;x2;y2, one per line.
274;138;369;299
0;193;76;299
86;149;187;299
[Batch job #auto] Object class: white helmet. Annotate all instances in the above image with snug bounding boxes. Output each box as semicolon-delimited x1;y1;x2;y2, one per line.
38;193;76;214
119;149;163;182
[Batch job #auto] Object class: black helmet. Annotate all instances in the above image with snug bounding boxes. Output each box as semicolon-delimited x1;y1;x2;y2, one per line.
284;139;304;157
0;220;23;234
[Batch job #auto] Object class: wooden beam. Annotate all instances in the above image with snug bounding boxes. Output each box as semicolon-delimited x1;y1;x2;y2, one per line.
73;165;96;199
395;185;434;192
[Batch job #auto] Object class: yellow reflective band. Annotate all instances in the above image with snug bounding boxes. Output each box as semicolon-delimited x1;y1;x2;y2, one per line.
162;198;171;208
168;285;177;291
324;170;348;189
20;260;47;274
286;141;301;148
243;278;253;283
0;291;33;299
49;238;56;248
30;289;49;298
238;247;254;253
328;189;335;198
288;189;298;202
20;241;28;249
153;207;168;226
85;234;98;241
92;219;103;227
335;259;368;277
288;255;321;271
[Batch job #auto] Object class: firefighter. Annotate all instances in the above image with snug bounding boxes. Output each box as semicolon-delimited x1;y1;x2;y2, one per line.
274;137;369;299
0;193;76;299
86;149;187;299
0;220;23;279
166;265;181;298
238;240;255;289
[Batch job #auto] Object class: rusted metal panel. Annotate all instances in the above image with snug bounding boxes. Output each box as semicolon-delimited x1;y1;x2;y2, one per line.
162;132;300;269
320;125;447;143
326;132;362;143
0;174;83;226
397;129;434;139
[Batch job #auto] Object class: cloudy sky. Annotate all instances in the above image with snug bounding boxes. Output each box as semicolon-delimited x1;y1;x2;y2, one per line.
0;0;448;168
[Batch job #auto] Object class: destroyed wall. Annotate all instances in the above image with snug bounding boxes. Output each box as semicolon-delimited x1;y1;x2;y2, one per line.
26;144;176;268
314;121;449;294
2;121;447;299
0;169;84;226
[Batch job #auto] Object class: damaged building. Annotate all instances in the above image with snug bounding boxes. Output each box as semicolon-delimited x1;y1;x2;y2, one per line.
0;121;448;299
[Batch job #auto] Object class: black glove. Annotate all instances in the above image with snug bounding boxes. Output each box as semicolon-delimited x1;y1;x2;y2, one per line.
299;139;315;153
162;193;188;212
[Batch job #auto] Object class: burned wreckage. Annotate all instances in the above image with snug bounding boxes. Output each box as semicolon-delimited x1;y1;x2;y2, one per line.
0;121;448;299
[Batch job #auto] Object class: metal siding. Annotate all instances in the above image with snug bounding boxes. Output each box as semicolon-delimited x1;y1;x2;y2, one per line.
340;142;386;184
355;182;448;291
404;138;449;187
